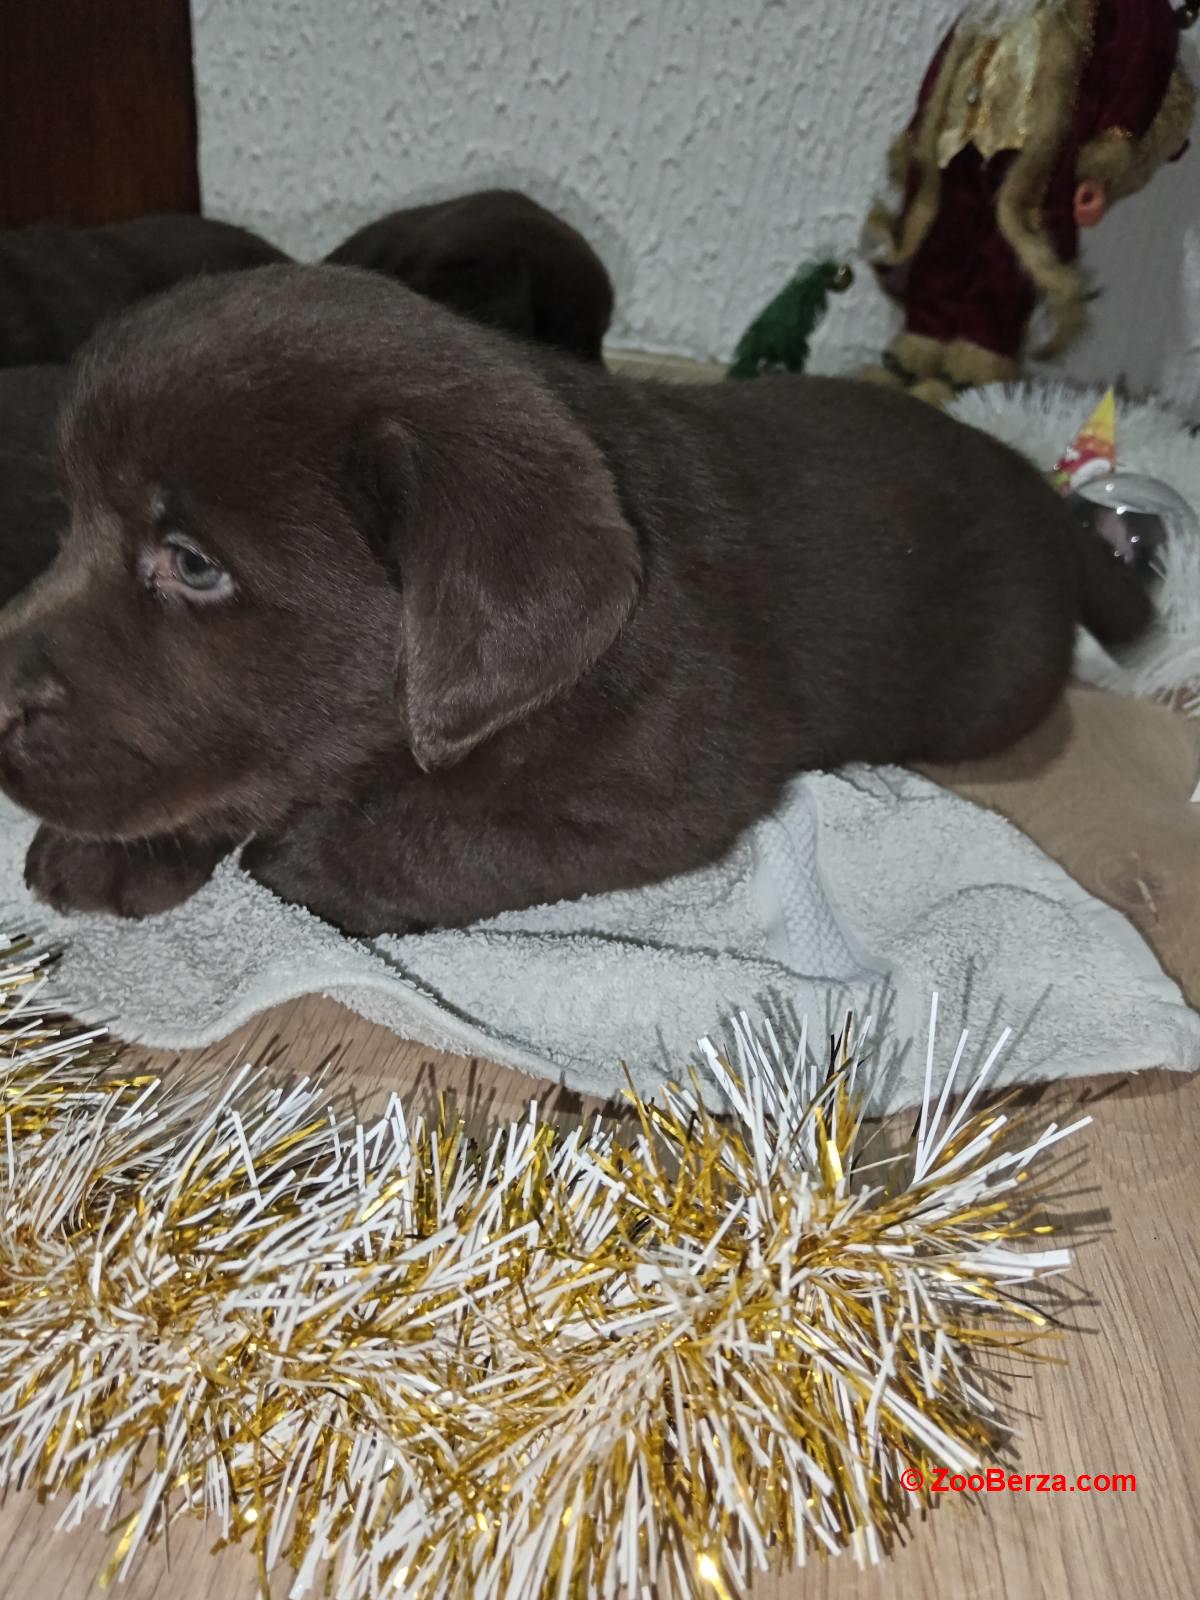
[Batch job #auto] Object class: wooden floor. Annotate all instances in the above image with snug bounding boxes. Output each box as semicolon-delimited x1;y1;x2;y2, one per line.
2;685;1199;1598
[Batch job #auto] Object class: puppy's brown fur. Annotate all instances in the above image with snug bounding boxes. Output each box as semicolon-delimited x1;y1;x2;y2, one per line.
0;266;1144;933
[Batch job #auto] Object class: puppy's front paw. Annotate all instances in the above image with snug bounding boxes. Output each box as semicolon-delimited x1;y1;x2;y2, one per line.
24;827;226;919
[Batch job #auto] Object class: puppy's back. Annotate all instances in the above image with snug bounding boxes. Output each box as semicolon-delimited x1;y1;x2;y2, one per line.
540;366;1086;766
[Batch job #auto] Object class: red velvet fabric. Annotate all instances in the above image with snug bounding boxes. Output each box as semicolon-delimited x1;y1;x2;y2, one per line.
900;149;1035;360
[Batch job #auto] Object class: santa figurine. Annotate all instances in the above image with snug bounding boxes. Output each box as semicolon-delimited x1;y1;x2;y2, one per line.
863;0;1197;403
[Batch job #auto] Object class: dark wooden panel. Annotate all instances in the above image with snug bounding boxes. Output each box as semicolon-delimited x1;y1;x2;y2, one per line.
0;0;199;228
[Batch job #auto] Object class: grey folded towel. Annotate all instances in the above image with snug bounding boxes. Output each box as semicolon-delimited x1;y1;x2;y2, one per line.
1;765;1194;1113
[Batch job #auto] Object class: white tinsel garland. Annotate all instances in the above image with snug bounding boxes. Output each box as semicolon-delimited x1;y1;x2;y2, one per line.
0;937;1089;1599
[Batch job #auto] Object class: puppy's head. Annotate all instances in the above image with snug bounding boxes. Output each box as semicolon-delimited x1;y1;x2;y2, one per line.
0;266;640;841
327;190;614;362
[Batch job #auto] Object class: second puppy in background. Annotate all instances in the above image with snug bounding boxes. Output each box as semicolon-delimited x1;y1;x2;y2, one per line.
0;367;65;601
0;216;288;368
327;189;614;362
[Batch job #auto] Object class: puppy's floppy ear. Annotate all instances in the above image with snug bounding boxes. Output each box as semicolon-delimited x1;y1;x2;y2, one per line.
356;396;641;772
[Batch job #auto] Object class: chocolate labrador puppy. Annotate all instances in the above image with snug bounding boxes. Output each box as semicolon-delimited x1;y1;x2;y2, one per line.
0;215;287;367
0;265;1145;933
327;189;613;362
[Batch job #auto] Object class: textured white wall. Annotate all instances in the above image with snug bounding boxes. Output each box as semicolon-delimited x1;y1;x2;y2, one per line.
192;0;1200;406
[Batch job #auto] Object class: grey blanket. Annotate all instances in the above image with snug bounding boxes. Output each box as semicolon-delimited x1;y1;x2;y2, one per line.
1;766;1194;1113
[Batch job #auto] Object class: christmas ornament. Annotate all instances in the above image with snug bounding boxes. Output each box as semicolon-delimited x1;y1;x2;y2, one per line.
1052;388;1199;590
1051;388;1118;490
862;0;1196;403
1067;474;1197;586
0;939;1089;1600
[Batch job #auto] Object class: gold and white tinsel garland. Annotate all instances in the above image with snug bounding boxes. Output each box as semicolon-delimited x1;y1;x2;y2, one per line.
0;936;1090;1599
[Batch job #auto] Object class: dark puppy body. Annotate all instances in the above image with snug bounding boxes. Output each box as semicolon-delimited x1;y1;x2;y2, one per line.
0;366;67;603
0;215;287;367
327;190;613;362
0;267;1134;933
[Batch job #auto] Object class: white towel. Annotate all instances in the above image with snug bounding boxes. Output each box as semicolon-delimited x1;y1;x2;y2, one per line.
1;765;1194;1113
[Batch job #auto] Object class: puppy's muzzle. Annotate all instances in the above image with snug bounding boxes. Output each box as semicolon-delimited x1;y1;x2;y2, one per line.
0;633;67;754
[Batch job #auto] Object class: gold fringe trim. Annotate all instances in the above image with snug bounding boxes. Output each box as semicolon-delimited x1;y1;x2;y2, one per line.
943;338;1018;387
894;29;976;264
886;127;913;188
889;330;951;379
993;0;1095;358
857;362;908;390
908;377;959;408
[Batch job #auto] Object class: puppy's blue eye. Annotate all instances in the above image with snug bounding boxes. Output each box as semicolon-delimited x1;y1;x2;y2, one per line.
166;537;224;592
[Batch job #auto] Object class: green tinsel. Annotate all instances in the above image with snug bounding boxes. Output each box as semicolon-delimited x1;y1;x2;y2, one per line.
727;259;853;379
